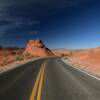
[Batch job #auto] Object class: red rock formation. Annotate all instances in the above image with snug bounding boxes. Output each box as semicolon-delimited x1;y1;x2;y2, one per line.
67;47;100;75
24;39;54;57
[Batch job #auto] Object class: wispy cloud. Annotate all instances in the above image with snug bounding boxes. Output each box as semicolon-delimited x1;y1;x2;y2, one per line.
0;0;92;38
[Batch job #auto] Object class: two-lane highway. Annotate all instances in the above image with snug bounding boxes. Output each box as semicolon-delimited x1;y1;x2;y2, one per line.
0;58;46;100
0;57;100;100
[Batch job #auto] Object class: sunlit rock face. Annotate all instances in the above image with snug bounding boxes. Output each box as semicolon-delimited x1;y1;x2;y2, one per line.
24;39;54;57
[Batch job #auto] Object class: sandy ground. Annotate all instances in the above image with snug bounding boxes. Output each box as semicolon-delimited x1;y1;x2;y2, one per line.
63;57;100;78
0;57;42;73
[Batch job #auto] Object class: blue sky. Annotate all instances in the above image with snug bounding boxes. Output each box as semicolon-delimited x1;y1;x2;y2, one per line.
0;0;100;49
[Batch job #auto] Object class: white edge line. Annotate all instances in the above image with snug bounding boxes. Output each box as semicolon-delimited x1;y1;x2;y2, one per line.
61;58;100;81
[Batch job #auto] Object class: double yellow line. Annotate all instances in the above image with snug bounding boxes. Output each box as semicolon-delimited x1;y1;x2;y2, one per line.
29;60;47;100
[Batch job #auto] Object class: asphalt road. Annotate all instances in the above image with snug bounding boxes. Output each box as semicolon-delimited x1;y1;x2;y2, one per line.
0;57;100;100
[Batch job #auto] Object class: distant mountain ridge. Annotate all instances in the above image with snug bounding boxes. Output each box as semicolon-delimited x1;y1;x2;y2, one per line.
52;49;72;56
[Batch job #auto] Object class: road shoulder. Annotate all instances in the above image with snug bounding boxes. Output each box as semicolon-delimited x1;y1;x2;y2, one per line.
61;58;100;81
0;57;44;74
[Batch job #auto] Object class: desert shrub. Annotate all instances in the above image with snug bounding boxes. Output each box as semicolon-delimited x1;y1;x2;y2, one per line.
16;56;24;61
23;52;34;59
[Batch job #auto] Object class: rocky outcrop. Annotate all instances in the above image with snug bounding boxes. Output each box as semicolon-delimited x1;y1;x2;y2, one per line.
24;39;54;57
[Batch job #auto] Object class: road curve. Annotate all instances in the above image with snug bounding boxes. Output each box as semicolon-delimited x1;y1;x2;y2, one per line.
0;57;100;100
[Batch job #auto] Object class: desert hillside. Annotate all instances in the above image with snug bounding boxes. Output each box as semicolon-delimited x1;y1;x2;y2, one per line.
0;47;24;66
65;47;100;77
52;49;72;57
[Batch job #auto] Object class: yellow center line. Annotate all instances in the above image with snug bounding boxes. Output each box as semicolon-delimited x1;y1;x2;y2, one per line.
36;61;47;100
29;60;47;100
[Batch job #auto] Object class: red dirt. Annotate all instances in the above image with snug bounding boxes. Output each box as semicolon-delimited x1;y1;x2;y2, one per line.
67;47;100;76
0;48;23;66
